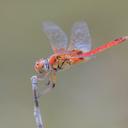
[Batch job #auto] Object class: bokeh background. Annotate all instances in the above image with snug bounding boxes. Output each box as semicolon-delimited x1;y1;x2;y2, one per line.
0;0;128;128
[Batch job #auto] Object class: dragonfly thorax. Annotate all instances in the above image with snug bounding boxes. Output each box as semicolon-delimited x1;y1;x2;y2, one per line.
48;54;74;72
43;59;50;71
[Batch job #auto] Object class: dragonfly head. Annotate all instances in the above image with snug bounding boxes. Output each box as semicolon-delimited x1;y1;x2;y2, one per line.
34;58;49;73
34;59;44;73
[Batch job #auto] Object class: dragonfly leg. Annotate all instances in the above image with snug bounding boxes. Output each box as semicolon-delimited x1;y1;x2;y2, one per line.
36;71;57;95
36;72;49;81
46;71;56;88
50;71;56;88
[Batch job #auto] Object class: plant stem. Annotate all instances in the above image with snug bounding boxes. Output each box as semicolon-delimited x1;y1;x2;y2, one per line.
31;76;45;128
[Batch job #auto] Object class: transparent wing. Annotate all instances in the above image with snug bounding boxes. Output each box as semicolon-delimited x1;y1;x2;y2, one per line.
68;21;92;52
42;21;68;52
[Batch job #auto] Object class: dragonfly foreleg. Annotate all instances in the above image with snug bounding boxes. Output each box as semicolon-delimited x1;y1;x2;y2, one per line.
35;71;57;95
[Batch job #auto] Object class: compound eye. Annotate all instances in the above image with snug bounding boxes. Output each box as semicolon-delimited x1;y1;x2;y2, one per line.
34;60;44;73
36;63;41;67
35;62;39;68
36;63;39;66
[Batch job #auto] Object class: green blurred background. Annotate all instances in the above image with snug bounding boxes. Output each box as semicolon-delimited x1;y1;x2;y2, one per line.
0;0;128;128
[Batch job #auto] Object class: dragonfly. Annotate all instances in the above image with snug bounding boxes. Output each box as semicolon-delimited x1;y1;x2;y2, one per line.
34;21;128;95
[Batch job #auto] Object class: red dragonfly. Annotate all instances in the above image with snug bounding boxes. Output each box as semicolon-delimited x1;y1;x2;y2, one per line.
34;21;128;94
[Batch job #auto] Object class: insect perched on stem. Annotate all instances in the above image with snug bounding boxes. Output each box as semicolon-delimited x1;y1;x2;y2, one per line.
31;21;128;128
33;21;128;95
